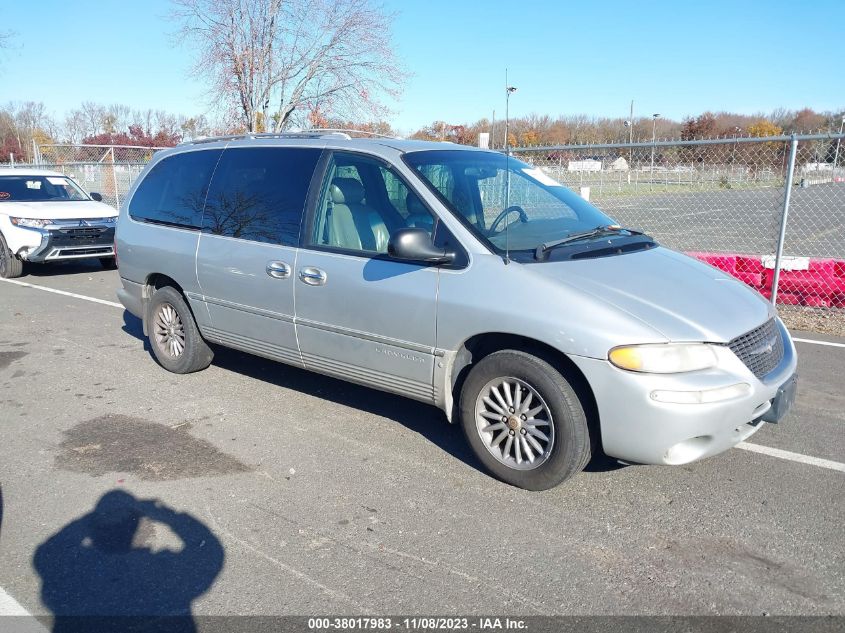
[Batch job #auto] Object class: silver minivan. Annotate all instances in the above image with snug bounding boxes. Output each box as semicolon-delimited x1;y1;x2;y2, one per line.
115;132;797;490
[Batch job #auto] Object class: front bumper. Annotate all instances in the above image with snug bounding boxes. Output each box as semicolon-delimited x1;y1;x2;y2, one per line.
571;318;798;465
18;225;115;262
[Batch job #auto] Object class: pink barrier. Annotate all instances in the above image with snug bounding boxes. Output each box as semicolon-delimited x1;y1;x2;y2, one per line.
686;251;845;308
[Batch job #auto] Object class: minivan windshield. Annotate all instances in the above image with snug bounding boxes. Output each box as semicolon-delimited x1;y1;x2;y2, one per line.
0;175;89;202
404;150;623;257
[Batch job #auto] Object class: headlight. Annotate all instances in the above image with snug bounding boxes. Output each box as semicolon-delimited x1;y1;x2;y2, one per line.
10;217;50;228
609;343;717;373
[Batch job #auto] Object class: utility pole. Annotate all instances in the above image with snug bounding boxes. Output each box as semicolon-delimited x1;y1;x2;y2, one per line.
491;110;496;150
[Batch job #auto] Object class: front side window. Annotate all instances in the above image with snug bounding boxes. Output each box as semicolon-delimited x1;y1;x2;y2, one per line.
404;150;619;258
202;147;321;246
129;149;222;230
0;175;88;202
310;153;435;255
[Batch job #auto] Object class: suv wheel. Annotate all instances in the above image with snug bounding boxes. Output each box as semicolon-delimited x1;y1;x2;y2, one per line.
147;286;213;374
459;349;591;491
0;232;24;279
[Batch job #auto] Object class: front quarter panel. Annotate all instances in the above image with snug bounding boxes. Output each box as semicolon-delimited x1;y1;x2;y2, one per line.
436;254;668;359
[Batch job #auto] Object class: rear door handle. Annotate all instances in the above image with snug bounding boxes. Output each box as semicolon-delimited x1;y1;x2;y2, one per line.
299;267;327;286
266;261;291;279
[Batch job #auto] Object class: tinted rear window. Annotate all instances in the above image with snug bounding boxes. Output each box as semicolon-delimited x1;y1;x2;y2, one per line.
129;149;222;229
202;147;322;246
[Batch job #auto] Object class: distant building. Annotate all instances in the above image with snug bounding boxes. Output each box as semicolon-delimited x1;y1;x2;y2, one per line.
567;159;602;172
609;157;629;171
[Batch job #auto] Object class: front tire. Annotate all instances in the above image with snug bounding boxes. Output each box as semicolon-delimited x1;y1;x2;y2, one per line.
147;286;213;374
0;232;24;279
459;349;592;491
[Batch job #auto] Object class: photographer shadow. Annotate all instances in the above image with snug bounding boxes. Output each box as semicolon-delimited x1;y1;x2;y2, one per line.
33;490;224;633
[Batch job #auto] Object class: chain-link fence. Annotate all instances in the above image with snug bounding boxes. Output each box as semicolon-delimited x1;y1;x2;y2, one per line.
9;136;845;331
27;144;166;209
514;133;845;333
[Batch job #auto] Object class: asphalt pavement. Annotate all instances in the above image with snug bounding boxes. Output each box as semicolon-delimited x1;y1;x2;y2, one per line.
0;260;843;624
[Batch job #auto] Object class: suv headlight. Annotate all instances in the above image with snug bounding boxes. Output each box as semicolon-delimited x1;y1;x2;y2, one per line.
10;217;50;228
609;343;717;373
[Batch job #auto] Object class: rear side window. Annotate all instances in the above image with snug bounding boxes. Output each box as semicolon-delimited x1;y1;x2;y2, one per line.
202;147;321;246
129;149;222;229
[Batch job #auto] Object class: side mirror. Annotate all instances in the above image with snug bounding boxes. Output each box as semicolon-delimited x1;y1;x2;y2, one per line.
89;192;103;202
388;228;455;265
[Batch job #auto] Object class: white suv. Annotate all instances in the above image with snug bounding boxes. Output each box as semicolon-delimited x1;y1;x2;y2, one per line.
0;168;118;278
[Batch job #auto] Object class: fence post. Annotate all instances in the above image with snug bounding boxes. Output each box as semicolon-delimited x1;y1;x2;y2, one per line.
110;148;120;209
770;135;798;306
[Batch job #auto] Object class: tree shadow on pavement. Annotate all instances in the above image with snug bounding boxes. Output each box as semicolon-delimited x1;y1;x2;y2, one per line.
32;490;223;633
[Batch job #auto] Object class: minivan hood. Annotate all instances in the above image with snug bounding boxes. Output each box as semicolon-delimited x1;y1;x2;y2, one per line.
1;200;117;220
531;247;774;343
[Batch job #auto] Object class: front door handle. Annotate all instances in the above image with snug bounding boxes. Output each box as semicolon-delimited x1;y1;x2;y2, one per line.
299;267;327;286
266;261;291;279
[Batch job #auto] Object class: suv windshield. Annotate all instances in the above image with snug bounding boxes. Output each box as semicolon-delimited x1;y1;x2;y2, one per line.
404;150;623;257
0;175;89;202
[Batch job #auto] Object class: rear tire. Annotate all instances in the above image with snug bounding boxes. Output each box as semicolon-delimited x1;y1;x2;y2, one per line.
99;257;118;270
0;232;24;279
459;349;591;491
147;286;213;374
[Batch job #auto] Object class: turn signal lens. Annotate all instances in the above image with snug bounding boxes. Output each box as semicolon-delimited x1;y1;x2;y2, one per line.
609;343;717;374
650;383;751;404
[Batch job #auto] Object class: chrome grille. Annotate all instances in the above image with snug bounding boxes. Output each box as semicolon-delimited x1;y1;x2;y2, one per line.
728;318;784;378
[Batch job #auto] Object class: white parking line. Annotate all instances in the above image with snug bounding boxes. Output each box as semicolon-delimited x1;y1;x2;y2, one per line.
792;337;845;349
0;586;48;632
0;278;122;309
737;442;845;473
0;586;30;616
2;277;843;475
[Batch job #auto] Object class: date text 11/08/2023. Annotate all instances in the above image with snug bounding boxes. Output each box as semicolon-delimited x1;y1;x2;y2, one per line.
307;617;528;630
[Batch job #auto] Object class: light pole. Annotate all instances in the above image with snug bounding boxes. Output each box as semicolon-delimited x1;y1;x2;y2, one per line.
624;100;634;183
505;84;517;155
833;115;845;181
650;113;660;186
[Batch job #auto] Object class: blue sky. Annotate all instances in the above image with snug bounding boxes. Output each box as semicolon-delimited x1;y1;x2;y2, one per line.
1;0;843;132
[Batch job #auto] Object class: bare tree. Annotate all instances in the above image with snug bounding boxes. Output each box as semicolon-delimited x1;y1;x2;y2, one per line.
103;104;132;134
79;101;106;137
173;0;406;132
63;110;87;144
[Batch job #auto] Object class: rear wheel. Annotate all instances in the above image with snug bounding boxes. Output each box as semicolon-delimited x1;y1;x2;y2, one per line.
99;257;118;270
0;232;24;279
147;286;213;374
459;349;592;491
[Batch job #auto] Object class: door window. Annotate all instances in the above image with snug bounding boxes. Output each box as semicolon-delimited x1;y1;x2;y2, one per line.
129;149;222;230
202;147;322;246
310;153;435;255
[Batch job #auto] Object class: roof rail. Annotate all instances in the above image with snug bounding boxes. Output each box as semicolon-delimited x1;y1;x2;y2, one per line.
180;128;399;146
305;128;400;140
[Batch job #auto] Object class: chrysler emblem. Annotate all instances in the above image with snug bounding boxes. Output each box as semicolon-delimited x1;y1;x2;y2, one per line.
749;336;777;356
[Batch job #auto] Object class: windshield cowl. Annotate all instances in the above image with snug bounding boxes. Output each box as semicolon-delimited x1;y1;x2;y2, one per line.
530;234;657;263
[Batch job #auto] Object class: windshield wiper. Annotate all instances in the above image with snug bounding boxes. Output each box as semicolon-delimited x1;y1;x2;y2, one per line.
534;225;643;260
